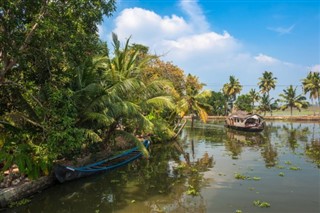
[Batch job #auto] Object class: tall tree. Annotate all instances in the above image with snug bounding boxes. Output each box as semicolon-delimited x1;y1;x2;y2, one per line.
301;71;320;106
222;76;242;112
177;74;212;129
207;91;228;116
257;94;277;116
279;85;309;116
73;34;177;146
258;71;277;96
0;0;116;178
235;94;254;112
248;89;260;111
0;0;116;84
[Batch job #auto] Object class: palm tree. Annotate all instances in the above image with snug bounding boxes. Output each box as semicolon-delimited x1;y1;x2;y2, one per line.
177;74;212;129
257;94;274;116
72;33;175;151
222;76;242;112
279;85;309;116
301;72;320;106
258;71;277;96
248;89;260;111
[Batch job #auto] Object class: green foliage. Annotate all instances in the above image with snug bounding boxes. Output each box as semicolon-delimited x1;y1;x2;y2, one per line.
186;185;199;196
253;200;271;208
9;198;31;208
207;91;228;115
235;94;254;112
234;173;248;180
301;71;320;105
258;71;277;95
279;85;309;115
223;76;242;110
257;94;278;116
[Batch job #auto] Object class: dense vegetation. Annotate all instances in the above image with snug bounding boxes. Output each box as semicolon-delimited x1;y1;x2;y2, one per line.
0;0;319;182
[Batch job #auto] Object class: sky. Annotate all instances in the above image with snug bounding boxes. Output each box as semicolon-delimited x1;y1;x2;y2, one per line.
98;0;320;99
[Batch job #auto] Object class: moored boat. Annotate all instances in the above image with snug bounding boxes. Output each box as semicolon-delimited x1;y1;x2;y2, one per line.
54;140;150;183
225;111;265;132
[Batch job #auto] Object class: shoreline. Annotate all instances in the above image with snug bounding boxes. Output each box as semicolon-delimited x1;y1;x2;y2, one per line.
204;115;320;121
1;115;320;209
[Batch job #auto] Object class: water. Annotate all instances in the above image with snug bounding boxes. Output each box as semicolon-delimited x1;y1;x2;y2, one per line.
8;121;320;213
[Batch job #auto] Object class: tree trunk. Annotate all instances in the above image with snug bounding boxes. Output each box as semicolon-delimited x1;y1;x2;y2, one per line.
191;115;194;129
290;106;293;116
172;119;187;139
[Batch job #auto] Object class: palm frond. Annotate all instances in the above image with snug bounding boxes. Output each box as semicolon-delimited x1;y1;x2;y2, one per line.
84;129;102;143
145;96;175;110
113;130;150;158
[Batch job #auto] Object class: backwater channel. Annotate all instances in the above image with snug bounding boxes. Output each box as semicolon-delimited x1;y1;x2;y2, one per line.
9;120;320;213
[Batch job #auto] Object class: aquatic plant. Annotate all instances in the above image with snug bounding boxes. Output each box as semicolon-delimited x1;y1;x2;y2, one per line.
234;173;248;180
253;200;271;208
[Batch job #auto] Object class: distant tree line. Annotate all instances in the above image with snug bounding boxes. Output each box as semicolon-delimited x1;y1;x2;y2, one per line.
207;71;319;116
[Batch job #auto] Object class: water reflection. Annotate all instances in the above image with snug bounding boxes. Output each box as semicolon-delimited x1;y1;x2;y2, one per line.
9;121;320;213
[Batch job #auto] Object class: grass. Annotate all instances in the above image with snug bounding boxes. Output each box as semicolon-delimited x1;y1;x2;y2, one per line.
264;106;320;116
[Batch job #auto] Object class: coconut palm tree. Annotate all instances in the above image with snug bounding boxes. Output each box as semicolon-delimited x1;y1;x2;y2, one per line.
258;71;277;96
72;33;175;151
248;89;260;111
257;94;275;116
177;74;212;129
222;75;242;112
279;85;309;116
301;71;320;106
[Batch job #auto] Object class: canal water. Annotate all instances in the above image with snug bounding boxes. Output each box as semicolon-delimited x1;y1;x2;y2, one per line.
9;121;320;213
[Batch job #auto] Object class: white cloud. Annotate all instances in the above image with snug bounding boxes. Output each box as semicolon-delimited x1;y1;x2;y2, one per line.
99;1;312;98
113;7;191;45
254;54;279;64
267;24;295;35
179;0;209;32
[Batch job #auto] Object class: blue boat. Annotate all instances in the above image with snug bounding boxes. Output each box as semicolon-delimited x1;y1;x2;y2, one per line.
54;140;150;183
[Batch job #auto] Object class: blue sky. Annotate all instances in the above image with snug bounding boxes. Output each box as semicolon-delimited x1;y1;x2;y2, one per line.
99;0;320;99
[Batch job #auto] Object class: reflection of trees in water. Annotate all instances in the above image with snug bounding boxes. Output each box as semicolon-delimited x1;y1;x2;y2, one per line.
260;126;278;167
47;142;208;213
268;122;320;167
223;128;278;167
183;127;225;144
305;123;320;167
281;123;310;151
305;139;320;167
261;142;278;167
111;142;212;212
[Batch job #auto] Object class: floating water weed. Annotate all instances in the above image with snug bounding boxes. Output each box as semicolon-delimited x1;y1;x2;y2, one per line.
252;176;261;181
285;161;292;165
253;200;270;208
289;166;301;170
234;173;247;180
279;172;285;177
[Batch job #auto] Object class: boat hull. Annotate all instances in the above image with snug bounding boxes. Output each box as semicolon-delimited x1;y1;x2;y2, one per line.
225;124;264;132
54;140;150;183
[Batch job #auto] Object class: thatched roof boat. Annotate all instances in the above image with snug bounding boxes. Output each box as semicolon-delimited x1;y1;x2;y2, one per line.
225;111;265;132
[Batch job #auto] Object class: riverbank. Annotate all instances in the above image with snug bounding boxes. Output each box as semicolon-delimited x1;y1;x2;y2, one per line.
206;115;320;121
1;112;319;209
0;139;132;209
0;175;55;209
